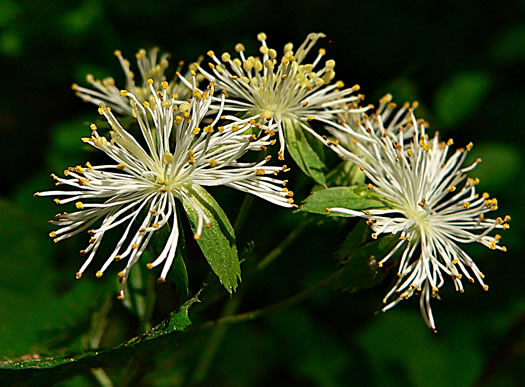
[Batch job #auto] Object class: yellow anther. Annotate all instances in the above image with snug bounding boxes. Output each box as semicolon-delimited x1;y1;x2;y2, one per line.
255;169;265;175
448;186;456;192
117;163;126;169
160;81;169;89
235;43;245;52
162;152;174;164
96;271;103;278
257;32;267;41
221;52;231;62
194;233;201;240
209;159;217;167
466;142;473;151
179;102;190;113
75;202;84;210
192;127;201;135
204;125;214;134
207;50;215;57
318;48;326;55
325;59;335;69
146;79;154;85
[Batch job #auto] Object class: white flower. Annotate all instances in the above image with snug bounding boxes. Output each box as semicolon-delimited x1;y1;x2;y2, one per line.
36;78;293;298
72;47;202;115
198;32;364;160
318;108;510;331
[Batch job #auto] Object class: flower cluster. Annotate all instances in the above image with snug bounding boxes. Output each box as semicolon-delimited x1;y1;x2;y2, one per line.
38;32;510;330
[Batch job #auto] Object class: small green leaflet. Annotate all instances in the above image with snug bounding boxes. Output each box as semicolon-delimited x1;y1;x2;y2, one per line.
300;186;387;216
283;118;326;185
182;185;241;293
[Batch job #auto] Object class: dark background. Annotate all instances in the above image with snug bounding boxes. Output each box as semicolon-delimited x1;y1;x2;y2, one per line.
0;0;524;386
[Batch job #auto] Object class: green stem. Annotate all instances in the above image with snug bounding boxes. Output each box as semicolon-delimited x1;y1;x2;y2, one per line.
88;297;113;386
199;268;340;329
189;190;256;382
233;194;255;231
191;292;243;383
256;220;310;271
91;368;114;387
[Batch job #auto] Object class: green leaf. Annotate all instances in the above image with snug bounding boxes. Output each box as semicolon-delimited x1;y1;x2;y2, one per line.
489;24;525;64
0;292;201;385
182;185;240;293
434;71;492;128
300;186;387;216
335;220;370;263
466;142;521;191
325;160;366;188
283;118;326;185
336;235;398;293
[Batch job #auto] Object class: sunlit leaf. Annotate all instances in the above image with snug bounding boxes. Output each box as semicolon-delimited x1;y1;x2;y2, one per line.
182;185;240;293
300;186;387;216
283;118;326;185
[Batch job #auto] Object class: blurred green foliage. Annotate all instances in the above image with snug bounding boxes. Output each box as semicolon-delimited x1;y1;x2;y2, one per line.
1;0;524;386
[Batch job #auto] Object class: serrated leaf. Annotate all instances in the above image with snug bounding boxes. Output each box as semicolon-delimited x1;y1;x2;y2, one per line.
0;292;201;385
336;236;398;293
300;186;387;216
283;118;326;185
434;71;492;128
182;185;240;293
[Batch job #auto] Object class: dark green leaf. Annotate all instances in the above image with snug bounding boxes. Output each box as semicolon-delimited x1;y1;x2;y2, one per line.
325;160;366;187
434;71;492;128
283;118;326;185
182;185;240;293
300;186;387;216
466;142;521;191
336;235;398;293
0;292;201;385
335;220;370;263
489;24;525;64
